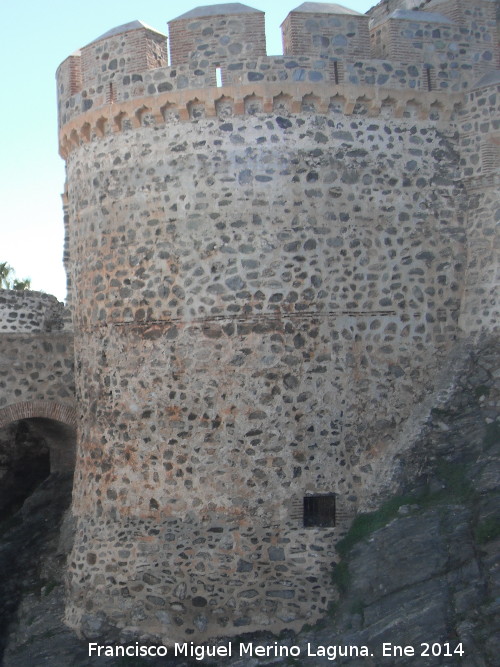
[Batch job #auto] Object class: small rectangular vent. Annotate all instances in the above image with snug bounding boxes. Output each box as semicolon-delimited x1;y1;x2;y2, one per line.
424;65;435;92
303;494;336;528
481;140;500;175
106;82;116;104
331;60;343;85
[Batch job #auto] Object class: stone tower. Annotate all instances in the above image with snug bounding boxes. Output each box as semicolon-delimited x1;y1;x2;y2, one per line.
57;0;499;642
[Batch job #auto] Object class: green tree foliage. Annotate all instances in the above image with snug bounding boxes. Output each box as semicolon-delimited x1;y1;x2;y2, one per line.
0;262;31;290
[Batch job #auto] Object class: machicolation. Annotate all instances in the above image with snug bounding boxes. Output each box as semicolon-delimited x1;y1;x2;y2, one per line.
1;0;495;646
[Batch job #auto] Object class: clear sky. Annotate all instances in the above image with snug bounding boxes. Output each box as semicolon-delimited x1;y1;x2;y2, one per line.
0;0;374;302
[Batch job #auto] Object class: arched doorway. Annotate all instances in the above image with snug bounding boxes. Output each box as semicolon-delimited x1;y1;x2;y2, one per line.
0;402;77;519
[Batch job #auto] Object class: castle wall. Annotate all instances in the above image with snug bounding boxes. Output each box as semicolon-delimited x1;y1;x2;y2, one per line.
56;58;464;137
57;1;498;136
56;53;82;99
0;290;69;333
0;291;75;424
56;0;498;645
56;0;498;126
0;331;73;408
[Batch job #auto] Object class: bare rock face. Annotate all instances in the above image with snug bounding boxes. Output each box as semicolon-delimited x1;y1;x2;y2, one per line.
0;473;73;658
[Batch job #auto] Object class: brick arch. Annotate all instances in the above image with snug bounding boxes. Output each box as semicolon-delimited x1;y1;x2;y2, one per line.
0;401;77;430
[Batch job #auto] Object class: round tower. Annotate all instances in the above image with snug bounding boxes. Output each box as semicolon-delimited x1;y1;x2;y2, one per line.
57;1;475;642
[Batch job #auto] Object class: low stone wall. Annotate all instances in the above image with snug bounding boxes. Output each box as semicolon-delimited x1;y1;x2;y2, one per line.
0;290;70;333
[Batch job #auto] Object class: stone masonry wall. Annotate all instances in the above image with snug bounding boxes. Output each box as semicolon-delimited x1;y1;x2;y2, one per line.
0;290;74;411
369;0;499;81
63;87;465;645
281;8;371;59
57;0;499;646
168;5;266;67
57;58;462;136
0;290;70;333
369;11;455;61
79;24;167;90
458;75;500;337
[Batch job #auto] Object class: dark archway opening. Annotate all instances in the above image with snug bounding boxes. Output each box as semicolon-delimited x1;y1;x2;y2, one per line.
0;418;76;655
0;420;50;521
0;417;76;521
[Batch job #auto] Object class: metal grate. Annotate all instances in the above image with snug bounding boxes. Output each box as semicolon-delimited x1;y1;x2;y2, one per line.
303;494;336;527
424;65;435;92
481;141;500;175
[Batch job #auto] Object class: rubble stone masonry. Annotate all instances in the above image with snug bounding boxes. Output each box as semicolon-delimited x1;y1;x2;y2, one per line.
0;291;74;412
0;291;75;471
54;0;499;643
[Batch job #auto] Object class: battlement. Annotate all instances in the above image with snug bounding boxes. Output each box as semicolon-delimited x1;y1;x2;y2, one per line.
370;0;499;76
56;0;499;152
168;3;266;65
281;2;371;59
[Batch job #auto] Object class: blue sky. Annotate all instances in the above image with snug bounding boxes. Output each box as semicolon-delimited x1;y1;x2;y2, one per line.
0;0;374;302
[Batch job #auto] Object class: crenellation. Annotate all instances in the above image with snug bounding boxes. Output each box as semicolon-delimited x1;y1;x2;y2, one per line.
425;0;500;77
281;3;371;60
369;9;456;61
56;21;168;120
56;1;500;139
52;0;499;647
79;22;167;89
168;4;266;66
